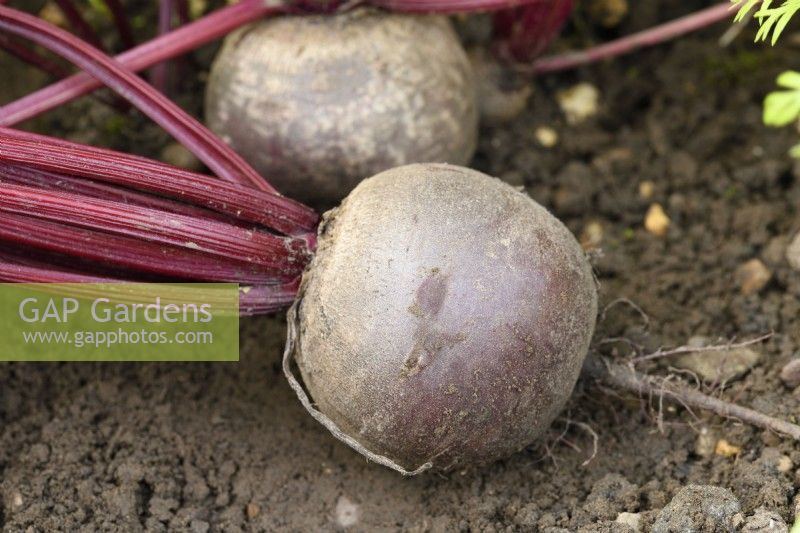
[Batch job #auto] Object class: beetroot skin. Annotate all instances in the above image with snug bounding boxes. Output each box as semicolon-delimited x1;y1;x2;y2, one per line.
289;163;598;472
205;10;477;204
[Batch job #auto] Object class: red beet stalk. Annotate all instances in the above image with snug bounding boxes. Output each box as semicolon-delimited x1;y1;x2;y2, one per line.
0;5;275;193
0;181;311;275
493;0;573;63
0;211;285;283
53;0;104;50
531;2;733;73
0;127;318;236
0;162;246;225
102;0;135;50
151;0;174;93
0;33;71;78
0;250;298;316
371;0;546;13
0;0;282;126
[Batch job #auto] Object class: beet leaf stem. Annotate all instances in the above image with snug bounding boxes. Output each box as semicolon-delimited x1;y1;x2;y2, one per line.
0;0;280;126
0;4;276;193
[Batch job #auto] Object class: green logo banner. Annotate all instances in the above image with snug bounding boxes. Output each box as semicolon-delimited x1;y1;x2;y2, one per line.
0;283;240;361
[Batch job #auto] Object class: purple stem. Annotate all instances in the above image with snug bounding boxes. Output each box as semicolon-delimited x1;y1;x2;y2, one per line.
176;0;190;25
0;0;281;126
151;0;173;93
0;211;283;283
0;127;318;236
0;181;311;277
0;33;70;78
102;0;135;50
531;2;734;74
0;162;244;226
53;0;104;50
493;0;573;62
0;5;275;193
0;249;300;316
372;0;547;13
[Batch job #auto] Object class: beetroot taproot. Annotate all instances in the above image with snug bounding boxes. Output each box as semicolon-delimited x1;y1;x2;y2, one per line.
205;10;477;204
285;163;597;472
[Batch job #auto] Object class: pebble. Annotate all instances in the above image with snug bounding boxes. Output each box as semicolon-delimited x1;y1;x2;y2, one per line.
335;495;360;528
246;502;260;519
734;258;772;295
644;203;670;237
715;439;742;458
694;427;718;458
759;448;792;474
580;221;604;251
615;512;641;532
588;0;629;27
556;83;600;124
786;232;800;271
781;359;800;389
535;127;559;148
673;337;761;383
638;180;655;200
762;235;789;267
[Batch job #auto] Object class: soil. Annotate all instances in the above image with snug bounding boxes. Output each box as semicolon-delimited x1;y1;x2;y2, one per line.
2;0;800;531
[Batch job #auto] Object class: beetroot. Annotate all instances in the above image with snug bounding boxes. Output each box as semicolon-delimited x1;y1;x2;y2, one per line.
285;163;597;472
205;10;478;203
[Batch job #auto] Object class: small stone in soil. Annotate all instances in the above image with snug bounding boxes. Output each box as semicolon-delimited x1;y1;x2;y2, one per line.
734;258;772;295
673;337;761;383
762;235;790;267
694;427;717;458
335;495;360;528
785;232;800;271
580;221;604;251
615;512;641;532
246;502;260;519
780;359;800;389
535;127;559;148
651;485;742;533
644;204;670;238
557;83;600;125
588;0;629;28
715;439;742;458
638;181;655;200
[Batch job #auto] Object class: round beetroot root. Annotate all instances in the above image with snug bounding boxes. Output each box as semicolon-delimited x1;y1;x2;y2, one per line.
286;163;597;473
205;10;478;204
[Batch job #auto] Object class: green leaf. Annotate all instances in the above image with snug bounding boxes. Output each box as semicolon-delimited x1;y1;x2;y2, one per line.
732;0;762;22
772;8;797;43
789;143;800;157
763;89;800;126
745;0;800;43
776;70;800;89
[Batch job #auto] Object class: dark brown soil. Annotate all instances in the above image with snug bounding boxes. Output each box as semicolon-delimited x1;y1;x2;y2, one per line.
2;1;800;531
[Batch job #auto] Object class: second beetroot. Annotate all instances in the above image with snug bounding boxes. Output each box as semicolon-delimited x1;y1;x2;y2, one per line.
205;9;478;204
